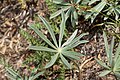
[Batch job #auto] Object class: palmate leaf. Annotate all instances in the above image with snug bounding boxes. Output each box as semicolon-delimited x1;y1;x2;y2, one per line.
29;46;57;53
62;29;78;47
29;25;56;49
60;53;71;69
45;53;59;68
99;70;111;77
39;16;58;47
59;12;66;47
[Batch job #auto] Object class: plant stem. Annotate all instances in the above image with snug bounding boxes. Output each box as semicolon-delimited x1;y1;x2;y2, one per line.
73;60;81;80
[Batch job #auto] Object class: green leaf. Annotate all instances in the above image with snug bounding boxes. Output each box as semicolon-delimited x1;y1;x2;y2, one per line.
88;0;99;5
62;51;83;60
39;16;58;47
70;33;88;45
59;12;66;47
95;58;110;69
109;37;114;66
103;31;110;61
114;56;120;72
62;29;78;47
99;70;111;77
60;53;71;69
71;13;76;27
6;68;20;78
74;0;81;4
29;46;57;53
73;10;78;25
65;7;72;20
63;51;84;56
114;8;119;20
29;25;56;49
53;0;63;4
64;40;88;50
32;71;44;80
87;1;107;22
114;72;120;79
25;76;28;80
50;6;71;19
45;53;59;68
71;40;88;49
114;43;120;62
6;68;22;79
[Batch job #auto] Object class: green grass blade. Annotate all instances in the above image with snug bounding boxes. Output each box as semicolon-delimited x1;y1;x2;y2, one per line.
95;58;110;69
103;31;110;62
60;53;71;69
29;25;56;49
99;70;111;77
39;16;58;48
45;53;59;68
29;46;57;53
62;29;78;47
59;12;66;47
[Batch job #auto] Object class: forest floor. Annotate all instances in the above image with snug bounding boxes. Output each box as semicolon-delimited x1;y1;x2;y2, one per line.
0;0;116;80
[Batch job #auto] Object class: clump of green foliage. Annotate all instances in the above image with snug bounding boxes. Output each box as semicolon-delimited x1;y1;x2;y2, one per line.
95;31;120;79
6;67;44;80
85;0;120;23
29;12;88;69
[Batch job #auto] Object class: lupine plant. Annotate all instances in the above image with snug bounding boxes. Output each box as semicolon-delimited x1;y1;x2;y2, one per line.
95;31;120;79
85;0;120;23
50;0;85;27
29;12;88;69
